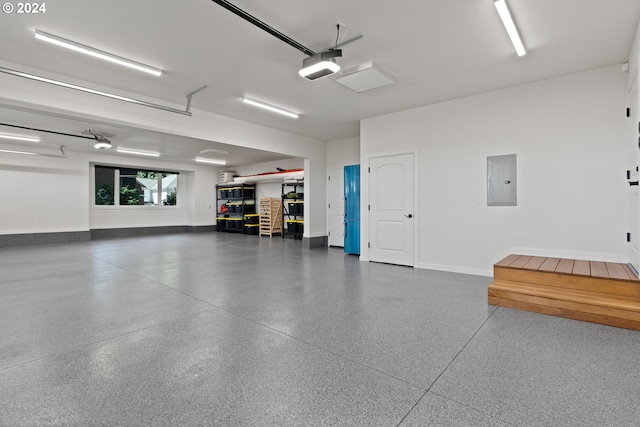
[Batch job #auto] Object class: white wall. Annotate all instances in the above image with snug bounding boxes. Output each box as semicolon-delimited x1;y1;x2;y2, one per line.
0;151;90;233
0;148;219;233
327;136;360;168
629;19;640;89
361;66;629;276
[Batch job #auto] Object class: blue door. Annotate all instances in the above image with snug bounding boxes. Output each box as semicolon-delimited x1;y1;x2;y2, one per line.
344;165;360;255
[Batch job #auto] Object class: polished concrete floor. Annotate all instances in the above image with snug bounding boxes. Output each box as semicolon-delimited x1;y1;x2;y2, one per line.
1;233;640;426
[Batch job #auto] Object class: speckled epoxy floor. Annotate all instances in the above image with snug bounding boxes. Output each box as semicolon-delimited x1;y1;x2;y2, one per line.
1;233;639;426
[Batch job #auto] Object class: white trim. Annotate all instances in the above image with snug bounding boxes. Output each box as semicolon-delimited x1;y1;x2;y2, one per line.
0;227;88;235
304;232;328;238
326;166;345;248
417;262;493;278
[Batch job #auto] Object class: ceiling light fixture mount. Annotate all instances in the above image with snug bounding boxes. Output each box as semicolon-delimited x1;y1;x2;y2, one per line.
242;97;299;119
494;0;526;56
35;30;164;76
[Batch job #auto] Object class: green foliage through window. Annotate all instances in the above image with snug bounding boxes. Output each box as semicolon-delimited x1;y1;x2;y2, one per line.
95;165;178;207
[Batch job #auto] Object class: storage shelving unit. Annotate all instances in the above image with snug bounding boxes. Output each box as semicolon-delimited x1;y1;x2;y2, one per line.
216;183;256;233
282;182;303;239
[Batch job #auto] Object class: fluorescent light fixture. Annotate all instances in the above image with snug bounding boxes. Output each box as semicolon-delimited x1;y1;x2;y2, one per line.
35;30;163;76
299;50;342;81
117;148;161;157
196;157;227;165
200;148;229;155
242;97;299;119
0;67;190;116
0;132;40;143
494;0;526;56
0;145;67;158
0;148;38;155
6;68;140;102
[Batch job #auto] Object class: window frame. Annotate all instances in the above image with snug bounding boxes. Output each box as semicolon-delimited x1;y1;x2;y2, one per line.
92;164;180;209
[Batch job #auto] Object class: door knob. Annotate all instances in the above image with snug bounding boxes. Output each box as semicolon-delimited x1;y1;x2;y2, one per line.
405;214;413;218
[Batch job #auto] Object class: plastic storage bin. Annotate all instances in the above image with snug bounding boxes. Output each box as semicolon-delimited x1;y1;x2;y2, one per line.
288;201;303;215
244;224;259;235
244;214;259;224
242;203;256;214
226;218;242;229
286;220;304;234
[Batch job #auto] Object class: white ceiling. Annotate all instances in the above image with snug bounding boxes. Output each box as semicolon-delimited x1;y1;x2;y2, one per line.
1;0;639;166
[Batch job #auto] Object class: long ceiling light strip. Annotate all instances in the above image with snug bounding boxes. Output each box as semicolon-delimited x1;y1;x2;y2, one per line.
0;148;38;155
0;67;192;116
195;157;227;165
0;145;66;158
34;30;163;76
117;148;161;157
0;132;40;143
494;0;526;57
242;97;299;119
0;122;99;142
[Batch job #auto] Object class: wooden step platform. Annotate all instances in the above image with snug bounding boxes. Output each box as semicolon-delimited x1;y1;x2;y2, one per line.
488;254;640;331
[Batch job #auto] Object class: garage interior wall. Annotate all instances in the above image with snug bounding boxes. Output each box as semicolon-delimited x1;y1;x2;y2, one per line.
0;149;219;234
361;65;629;276
0;61;327;238
327;137;360;169
630;19;640;85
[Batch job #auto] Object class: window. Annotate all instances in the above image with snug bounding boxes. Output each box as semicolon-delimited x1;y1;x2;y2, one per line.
95;166;115;205
94;165;178;207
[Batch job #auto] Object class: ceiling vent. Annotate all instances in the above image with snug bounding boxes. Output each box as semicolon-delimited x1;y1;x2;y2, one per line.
335;61;396;93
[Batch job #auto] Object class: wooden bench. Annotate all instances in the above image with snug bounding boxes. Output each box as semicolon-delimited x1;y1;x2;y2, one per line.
488;254;640;331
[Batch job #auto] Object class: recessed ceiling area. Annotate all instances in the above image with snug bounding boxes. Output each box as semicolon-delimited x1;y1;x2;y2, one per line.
0;0;638;157
0;106;292;167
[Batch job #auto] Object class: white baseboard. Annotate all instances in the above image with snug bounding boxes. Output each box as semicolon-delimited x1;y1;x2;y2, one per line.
417;262;493;277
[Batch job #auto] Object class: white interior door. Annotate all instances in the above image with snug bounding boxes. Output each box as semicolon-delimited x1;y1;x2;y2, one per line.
629;76;639;275
369;153;414;266
328;167;344;247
